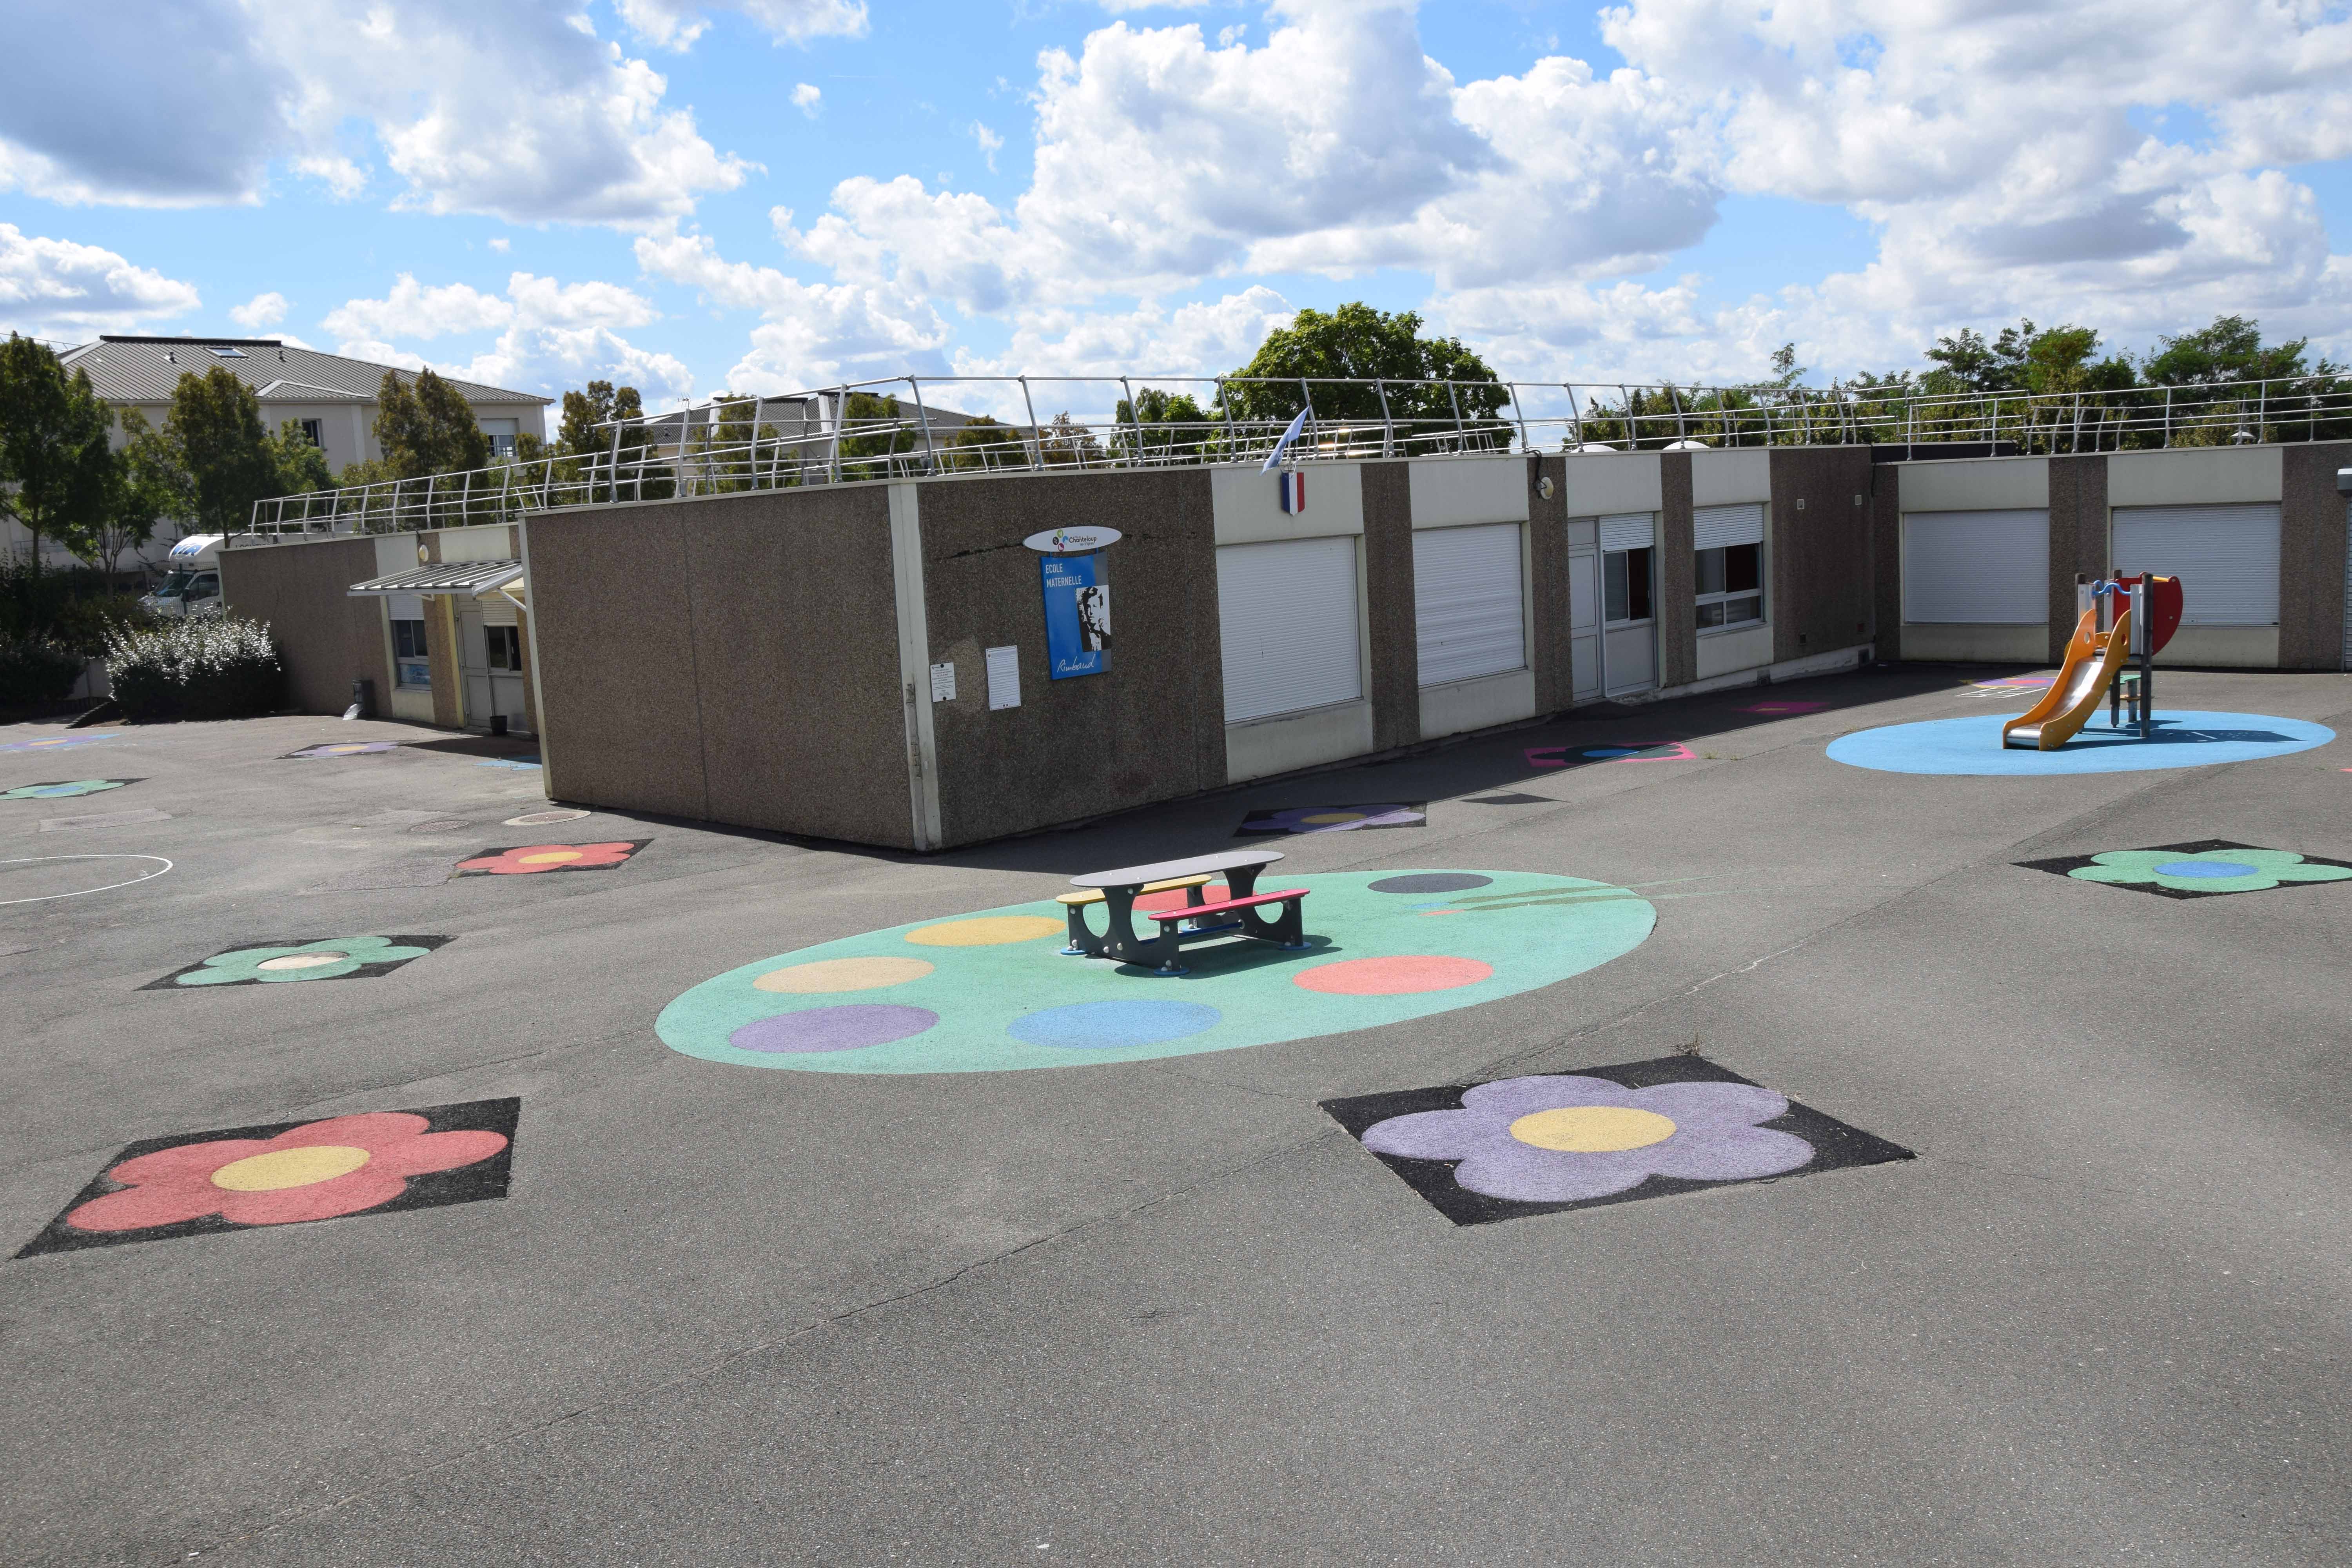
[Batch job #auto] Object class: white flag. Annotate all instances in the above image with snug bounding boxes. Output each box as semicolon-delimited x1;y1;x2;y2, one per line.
1259;407;1310;472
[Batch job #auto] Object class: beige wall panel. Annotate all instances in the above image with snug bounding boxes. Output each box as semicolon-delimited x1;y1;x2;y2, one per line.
1407;456;1529;527
1211;463;1363;543
1558;452;1663;517
1695;623;1775;680
1900;457;2050;512
2108;446;2282;506
1900;625;2049;662
437;525;516;564
1417;668;1536;740
1224;699;1375;784
1690;448;1772;507
2157;625;2280;667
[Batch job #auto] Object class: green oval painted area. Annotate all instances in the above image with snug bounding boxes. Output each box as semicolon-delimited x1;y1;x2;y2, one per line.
657;869;1656;1074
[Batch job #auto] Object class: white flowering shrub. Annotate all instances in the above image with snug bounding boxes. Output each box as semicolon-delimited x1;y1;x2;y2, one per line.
104;615;284;720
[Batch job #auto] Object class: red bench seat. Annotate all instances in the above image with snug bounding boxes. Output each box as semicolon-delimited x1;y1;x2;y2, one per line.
1147;888;1309;924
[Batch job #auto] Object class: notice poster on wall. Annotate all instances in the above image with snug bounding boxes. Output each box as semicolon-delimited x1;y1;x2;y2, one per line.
1040;553;1111;680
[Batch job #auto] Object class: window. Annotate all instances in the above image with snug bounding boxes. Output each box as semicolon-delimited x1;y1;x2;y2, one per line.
1695;544;1764;628
480;417;520;458
1412;522;1526;686
206;346;247;358
392;615;430;688
299;418;324;448
1216;535;1363;722
1902;510;2048;623
1604;548;1653;624
486;625;523;671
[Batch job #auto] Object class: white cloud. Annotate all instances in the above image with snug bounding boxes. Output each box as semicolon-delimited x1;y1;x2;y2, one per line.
230;291;289;330
634;230;949;391
488;238;511;253
969;123;1002;173
0;2;756;230
322;270;686;400
618;0;869;50
294;154;367;200
0;225;202;340
792;83;823;119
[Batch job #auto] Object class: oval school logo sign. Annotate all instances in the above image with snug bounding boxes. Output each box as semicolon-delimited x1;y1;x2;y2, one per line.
1022;526;1122;555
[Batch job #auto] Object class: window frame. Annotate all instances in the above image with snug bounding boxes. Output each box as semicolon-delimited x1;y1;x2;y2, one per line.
1603;545;1654;626
1693;541;1766;633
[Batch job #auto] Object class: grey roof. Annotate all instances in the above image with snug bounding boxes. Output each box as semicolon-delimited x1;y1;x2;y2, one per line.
60;336;551;407
347;560;523;596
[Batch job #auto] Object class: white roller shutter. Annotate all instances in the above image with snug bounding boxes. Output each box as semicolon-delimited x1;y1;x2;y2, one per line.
1217;535;1363;722
1599;513;1653;552
387;593;425;621
1902;510;2049;624
1414;522;1525;687
1694;503;1765;551
2112;504;2279;625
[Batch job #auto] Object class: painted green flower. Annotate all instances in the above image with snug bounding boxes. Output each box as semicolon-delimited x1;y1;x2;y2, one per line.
177;936;430;985
3;779;124;800
2068;848;2352;895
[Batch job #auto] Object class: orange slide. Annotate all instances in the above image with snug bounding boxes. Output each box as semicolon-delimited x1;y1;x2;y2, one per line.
2001;605;2134;751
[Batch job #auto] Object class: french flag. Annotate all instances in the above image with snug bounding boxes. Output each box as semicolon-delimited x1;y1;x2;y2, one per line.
1278;470;1307;514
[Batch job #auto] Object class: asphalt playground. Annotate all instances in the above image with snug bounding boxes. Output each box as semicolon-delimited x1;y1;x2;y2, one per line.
5;662;2351;1565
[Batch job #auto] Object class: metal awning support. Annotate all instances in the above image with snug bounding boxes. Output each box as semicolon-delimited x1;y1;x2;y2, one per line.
347;560;523;597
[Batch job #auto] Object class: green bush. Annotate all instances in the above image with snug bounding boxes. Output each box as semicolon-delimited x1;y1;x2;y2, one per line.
103;615;283;722
0;639;84;706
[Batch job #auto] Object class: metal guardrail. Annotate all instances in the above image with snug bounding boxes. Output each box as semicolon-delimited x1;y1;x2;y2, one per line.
244;370;2352;536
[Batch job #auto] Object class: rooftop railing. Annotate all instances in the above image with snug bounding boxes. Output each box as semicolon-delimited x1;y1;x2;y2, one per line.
244;370;2352;537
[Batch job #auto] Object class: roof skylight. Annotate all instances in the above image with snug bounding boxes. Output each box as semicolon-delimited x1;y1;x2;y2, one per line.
207;346;247;358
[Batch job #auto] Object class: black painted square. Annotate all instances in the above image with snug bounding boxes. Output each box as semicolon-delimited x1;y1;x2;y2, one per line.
16;1097;519;1258
2016;839;2352;900
143;935;452;990
1235;804;1425;837
1323;1055;1912;1227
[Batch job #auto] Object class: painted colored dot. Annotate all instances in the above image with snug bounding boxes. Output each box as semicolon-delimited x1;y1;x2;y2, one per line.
1584;747;1637;759
1008;1000;1223;1050
519;850;584;865
324;744;372;754
257;951;347;971
755;956;935;994
1301;811;1366;825
905;915;1064;947
2155;860;2259;878
1293;955;1494;996
209;1145;371;1191
1368;873;1493;895
730;1004;939;1053
1508;1106;1677;1153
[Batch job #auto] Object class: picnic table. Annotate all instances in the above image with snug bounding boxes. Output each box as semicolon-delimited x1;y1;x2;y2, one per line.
1060;848;1313;976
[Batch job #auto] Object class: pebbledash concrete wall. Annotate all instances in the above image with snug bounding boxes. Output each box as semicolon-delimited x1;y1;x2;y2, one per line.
512;449;1882;849
1874;439;2351;671
217;534;391;715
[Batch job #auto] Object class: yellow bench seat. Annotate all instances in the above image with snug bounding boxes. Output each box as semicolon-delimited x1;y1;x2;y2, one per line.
1054;873;1213;907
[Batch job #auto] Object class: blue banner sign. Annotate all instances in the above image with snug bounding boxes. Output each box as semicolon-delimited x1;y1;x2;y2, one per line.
1041;552;1110;680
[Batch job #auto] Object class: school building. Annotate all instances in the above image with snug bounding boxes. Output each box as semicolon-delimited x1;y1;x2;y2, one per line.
214;433;2351;852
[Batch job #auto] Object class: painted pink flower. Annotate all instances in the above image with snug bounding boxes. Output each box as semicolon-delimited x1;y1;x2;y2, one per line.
457;841;638;875
65;1112;509;1232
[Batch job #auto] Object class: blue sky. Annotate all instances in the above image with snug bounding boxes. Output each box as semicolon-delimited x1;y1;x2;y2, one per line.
6;0;2351;418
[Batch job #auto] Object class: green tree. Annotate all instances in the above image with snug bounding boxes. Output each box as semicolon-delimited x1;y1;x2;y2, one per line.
0;335;115;588
555;379;648;500
373;367;491;479
1224;303;1510;449
265;418;334;494
1115;388;1215;461
164;367;278;533
2141;315;2330;386
64;407;189;578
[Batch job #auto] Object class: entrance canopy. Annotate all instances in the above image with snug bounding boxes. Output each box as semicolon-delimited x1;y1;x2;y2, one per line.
347;560;522;597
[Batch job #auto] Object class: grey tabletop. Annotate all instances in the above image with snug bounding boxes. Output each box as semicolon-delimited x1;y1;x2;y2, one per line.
1069;848;1285;890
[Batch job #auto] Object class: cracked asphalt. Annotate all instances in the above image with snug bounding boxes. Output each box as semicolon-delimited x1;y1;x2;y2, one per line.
4;663;2350;1565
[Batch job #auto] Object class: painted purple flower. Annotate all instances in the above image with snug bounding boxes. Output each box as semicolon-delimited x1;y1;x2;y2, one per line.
1241;804;1424;834
1361;1074;1813;1203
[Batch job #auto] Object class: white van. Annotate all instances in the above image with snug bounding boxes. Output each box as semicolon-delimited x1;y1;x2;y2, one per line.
142;535;227;619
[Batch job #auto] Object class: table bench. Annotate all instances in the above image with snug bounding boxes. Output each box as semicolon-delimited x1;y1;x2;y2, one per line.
1066;849;1313;975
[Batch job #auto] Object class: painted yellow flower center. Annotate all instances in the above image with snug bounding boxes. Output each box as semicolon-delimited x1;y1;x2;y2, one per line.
257;951;347;971
210;1145;371;1191
1508;1105;1677;1153
519;850;583;864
